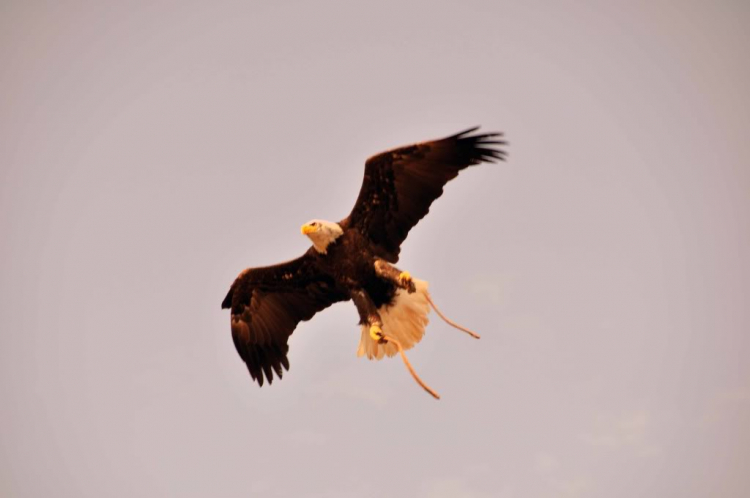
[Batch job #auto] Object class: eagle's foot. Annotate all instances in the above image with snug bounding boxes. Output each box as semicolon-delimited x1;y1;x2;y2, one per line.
369;324;386;343
398;271;416;293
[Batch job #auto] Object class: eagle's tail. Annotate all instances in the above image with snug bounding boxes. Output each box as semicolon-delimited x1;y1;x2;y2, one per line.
357;279;430;360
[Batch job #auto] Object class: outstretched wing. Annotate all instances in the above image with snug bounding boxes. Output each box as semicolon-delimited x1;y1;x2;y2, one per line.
342;127;506;262
221;249;347;386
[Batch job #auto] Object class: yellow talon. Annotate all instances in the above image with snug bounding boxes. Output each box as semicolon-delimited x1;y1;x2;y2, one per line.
398;271;415;293
369;324;383;341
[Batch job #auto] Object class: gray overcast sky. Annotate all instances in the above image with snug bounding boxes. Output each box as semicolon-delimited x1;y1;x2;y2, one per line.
1;1;748;497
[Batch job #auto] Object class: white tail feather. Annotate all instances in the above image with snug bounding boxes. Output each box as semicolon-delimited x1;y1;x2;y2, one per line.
357;279;430;360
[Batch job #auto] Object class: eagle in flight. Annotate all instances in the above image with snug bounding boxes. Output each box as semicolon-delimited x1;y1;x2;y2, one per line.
222;127;506;398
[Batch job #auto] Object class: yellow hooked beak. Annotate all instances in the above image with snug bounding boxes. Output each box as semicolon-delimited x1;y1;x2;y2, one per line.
301;223;318;235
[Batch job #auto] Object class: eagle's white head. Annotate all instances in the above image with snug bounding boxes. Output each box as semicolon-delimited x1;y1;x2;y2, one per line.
300;219;344;254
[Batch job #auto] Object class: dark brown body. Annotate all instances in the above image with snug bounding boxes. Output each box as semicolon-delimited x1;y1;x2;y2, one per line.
314;227;398;310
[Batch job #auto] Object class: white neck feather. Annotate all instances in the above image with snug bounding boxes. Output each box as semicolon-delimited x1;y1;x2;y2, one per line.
307;220;343;254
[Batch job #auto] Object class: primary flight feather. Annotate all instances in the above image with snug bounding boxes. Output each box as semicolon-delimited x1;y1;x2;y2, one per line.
222;127;506;397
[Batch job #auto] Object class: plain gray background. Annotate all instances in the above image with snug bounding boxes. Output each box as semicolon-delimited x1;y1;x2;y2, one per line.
1;1;748;497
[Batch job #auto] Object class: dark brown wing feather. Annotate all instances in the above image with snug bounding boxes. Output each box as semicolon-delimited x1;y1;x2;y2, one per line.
342;127;506;262
221;249;347;386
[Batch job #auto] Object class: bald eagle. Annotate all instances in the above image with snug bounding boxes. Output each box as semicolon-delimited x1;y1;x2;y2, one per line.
222;127;506;398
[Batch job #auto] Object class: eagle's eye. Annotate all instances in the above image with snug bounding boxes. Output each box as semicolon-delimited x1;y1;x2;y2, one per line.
311;222;319;227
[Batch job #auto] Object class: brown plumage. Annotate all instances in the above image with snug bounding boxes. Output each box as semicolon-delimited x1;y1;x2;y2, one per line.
222;127;506;387
221;251;348;385
342;127;506;262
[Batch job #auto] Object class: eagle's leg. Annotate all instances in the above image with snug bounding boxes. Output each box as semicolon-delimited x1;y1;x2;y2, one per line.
373;259;416;294
350;289;385;342
351;289;440;400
